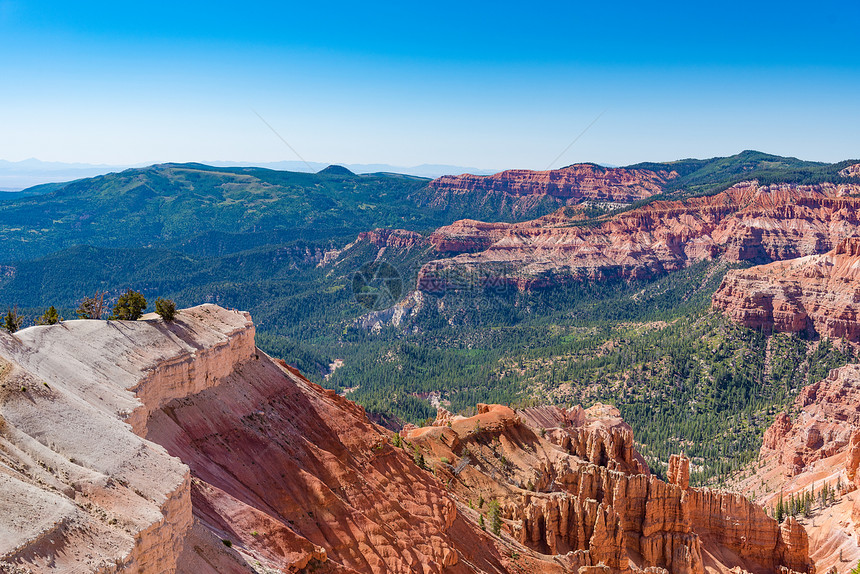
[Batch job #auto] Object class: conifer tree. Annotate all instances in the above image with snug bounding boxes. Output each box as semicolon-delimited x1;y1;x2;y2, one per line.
111;290;147;321
154;297;177;321
36;306;60;325
3;306;23;333
776;492;785;523
488;500;502;536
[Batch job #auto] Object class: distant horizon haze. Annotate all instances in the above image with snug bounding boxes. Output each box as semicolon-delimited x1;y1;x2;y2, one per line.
1;1;858;169
1;149;858;191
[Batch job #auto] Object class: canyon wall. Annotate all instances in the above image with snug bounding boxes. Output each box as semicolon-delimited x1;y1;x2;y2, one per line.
0;304;820;573
732;363;860;574
410;164;676;222
0;305;253;573
713;237;860;341
406;403;814;574
356;227;430;250
0;306;525;573
429;164;674;203
418;181;860;291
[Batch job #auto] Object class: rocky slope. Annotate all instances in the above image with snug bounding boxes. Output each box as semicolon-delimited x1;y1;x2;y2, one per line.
415;164;676;221
418;181;860;291
732;364;860;574
839;164;860;178
712;238;860;341
0;305;522;573
0;303;821;573
0;305;252;573
355;228;430;250
404;403;814;574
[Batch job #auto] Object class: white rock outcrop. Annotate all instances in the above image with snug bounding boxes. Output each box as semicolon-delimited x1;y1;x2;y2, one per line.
0;304;255;572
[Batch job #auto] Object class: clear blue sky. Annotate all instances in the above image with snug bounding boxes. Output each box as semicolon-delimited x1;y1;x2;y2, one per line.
1;0;858;169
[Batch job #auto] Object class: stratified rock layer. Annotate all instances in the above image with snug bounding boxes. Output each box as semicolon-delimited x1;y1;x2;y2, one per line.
739;363;860;574
418;181;860;291
405;403;814;574
426;164;674;214
760;365;860;478
0;305;819;574
713;238;860;340
356;227;429;249
0;305;522;574
0;305;252;573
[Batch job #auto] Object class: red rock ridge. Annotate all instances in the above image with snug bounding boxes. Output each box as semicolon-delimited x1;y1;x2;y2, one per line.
405;402;814;574
0;305;254;573
712;237;860;340
418;181;860;291
356;228;429;249
735;364;860;573
0;306;522;574
760;365;860;477
147;353;520;573
429;164;676;203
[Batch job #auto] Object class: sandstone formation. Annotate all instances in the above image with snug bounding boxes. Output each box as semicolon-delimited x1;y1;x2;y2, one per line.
839;164;860;178
409;164;676;222
0;305;251;573
0;304;819;573
0;306;511;573
356;228;430;250
417;181;860;291
713;238;860;341
734;363;860;574
667;455;690;490
428;164;675;206
405;403;814;574
757;365;860;478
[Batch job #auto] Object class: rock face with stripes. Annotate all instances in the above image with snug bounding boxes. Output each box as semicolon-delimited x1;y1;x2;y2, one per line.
733;363;860;574
406;403;814;574
418;181;860;291
418;164;675;221
0;306;514;573
713;237;860;341
0;304;818;574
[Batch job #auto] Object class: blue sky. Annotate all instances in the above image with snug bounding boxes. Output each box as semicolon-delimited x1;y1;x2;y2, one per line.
1;0;858;169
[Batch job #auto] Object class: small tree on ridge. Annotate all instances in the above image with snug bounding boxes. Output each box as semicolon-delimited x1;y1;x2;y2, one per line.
36;306;60;325
154;297;177;321
77;292;106;319
3;306;24;333
111;290;147;321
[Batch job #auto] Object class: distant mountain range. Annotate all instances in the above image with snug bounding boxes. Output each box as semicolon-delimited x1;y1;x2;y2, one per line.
0;158;498;190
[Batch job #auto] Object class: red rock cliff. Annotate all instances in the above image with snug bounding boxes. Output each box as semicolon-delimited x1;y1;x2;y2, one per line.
0;305;564;574
735;363;860;574
356;227;429;249
418;181;860;291
713;237;860;341
0;305;253;573
429;164;675;203
405;403;814;574
0;305;820;574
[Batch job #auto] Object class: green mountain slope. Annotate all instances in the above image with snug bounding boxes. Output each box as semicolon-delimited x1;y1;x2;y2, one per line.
0;163;437;261
629;150;857;198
